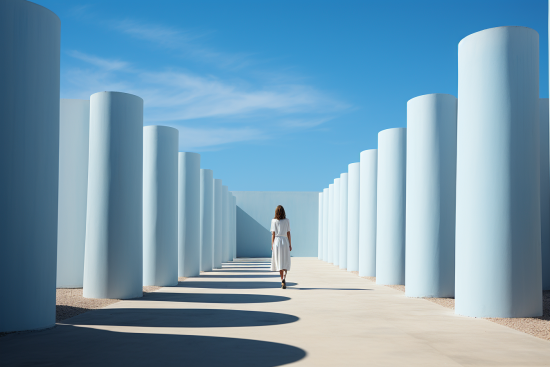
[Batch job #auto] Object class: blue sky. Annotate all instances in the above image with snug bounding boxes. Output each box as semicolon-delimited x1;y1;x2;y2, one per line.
35;0;548;192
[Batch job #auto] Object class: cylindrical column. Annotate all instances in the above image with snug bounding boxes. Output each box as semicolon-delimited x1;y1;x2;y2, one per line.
333;178;341;266
405;94;457;298
213;179;223;268
376;128;406;285
222;185;230;262
347;163;360;272
541;99;550;290
84;91;143;299
339;173;349;269
328;183;334;263
322;188;329;261
0;0;60;332
200;169;214;272
57;99;89;288
456;27;541;317
143;126;179;286
232;194;237;260
359;149;377;277
178;152;201;278
318;193;324;259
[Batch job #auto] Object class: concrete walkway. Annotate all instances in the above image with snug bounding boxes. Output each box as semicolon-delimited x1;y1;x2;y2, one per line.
2;258;550;366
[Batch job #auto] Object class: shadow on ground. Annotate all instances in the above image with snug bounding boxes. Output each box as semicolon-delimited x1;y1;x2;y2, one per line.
0;325;306;367
289;288;372;291
139;292;290;304
200;274;280;278
62;308;299;328
178;281;297;289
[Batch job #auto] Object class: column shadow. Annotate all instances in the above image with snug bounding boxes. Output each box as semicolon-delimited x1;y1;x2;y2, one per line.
0;325;306;367
138;292;290;303
178;281;297;289
61;308;299;328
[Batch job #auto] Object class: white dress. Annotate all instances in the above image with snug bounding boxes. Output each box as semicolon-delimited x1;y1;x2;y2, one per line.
271;218;291;271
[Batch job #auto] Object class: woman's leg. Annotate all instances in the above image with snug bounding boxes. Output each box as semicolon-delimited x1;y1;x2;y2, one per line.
279;270;284;280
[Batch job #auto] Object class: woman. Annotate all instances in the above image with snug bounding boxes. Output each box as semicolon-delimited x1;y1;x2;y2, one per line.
271;205;292;289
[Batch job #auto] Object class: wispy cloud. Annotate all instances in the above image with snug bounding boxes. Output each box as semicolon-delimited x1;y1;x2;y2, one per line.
68;51;130;71
165;126;268;151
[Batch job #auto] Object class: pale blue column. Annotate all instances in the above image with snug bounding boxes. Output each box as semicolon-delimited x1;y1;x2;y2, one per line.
456;26;541;317
0;0;60;332
200;169;214;271
143;126;179;286
333;178;341;266
405;94;457;298
213;179;223;268
541;98;550;290
322;188;329;261
347;163;360;271
359;149;377;277
222;185;230;262
233;194;237;260
178;152;201;277
57;99;89;288
84;92;143;299
339;173;349;269
318;193;324;259
376;128;406;285
328;184;334;263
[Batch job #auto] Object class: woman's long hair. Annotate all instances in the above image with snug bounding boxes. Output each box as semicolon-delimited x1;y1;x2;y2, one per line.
274;205;286;220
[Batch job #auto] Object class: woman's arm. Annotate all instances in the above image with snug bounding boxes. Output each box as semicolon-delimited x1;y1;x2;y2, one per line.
287;231;292;251
271;232;275;251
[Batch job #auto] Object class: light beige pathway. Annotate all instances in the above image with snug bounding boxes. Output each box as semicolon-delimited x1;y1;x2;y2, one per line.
2;258;550;366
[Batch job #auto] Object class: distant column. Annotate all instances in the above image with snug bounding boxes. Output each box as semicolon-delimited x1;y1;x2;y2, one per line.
84;91;143;299
318;193;324;259
57;99;90;288
359;149;377;277
232;194;237;260
376;128;406;285
222;185;230;262
0;0;60;332
178;152;201;277
213;179;223;268
456;27;541;317
339;173;349;269
347;163;360;272
541;98;550;290
323;188;329;261
328;183;334;263
143;126;179;286
333;178;341;266
200;169;214;271
405;94;457;298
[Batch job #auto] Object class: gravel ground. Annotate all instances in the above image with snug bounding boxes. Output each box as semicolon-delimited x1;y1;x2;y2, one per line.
56;286;161;322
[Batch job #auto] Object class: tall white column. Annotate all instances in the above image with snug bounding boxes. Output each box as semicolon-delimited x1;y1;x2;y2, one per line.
359;149;377;277
405;94;457;298
200;169;214;272
456;26;541;317
84;91;143;299
347;163;360;272
0;0;60;332
222;185;230;262
376;128;406;285
232;194;237;260
323;188;329;261
178;153;201;277
541;98;550;290
328;183;334;263
57;99;89;288
213;179;223;268
333;178;341;266
318;193;324;259
143;126;179;286
339;173;349;269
